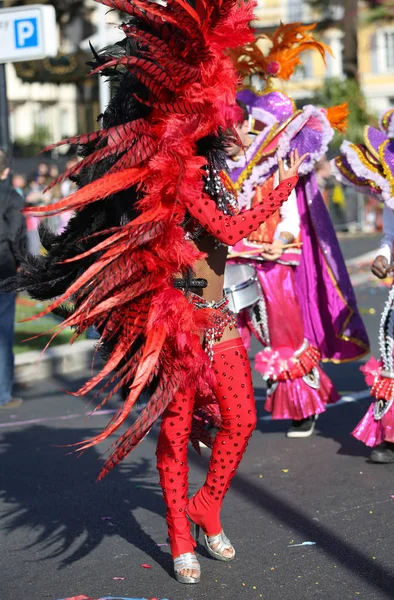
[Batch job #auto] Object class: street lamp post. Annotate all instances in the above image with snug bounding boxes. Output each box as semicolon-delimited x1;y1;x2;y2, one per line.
0;0;10;151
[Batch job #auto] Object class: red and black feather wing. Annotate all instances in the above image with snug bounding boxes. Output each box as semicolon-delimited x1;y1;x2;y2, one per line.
12;0;256;476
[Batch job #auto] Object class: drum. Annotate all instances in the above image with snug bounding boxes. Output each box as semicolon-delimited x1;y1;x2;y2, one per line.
224;263;260;314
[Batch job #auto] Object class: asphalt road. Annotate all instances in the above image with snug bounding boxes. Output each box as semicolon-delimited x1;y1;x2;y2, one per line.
337;233;381;262
1;236;394;600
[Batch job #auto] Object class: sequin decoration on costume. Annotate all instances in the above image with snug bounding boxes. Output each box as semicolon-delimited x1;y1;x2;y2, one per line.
249;297;270;347
187;293;238;363
261;339;322;383
203;165;239;216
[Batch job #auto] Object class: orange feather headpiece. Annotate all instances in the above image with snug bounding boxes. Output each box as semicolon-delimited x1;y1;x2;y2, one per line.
230;22;333;82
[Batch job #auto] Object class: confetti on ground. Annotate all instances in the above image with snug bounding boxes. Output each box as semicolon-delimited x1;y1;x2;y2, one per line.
101;516;112;520
60;596;90;600
288;541;316;547
141;564;152;569
282;469;289;473
60;596;169;600
259;474;263;478
156;543;169;547
359;308;376;315
113;577;126;580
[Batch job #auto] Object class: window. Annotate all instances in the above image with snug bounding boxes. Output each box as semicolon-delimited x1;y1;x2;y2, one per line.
372;29;394;74
324;34;344;78
384;32;394;71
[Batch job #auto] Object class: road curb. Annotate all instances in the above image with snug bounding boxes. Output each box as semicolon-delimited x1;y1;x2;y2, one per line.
14;340;97;384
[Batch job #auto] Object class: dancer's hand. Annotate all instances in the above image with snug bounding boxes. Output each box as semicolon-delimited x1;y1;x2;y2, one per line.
371;255;389;279
261;239;284;261
278;150;309;182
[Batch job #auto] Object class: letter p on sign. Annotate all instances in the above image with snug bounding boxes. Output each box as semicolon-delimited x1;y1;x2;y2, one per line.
14;18;38;48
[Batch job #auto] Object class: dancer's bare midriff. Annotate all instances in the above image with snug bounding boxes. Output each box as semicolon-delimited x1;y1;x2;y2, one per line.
191;236;240;343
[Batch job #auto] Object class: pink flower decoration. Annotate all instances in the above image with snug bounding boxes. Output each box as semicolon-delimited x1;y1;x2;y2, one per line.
360;356;382;387
266;61;281;76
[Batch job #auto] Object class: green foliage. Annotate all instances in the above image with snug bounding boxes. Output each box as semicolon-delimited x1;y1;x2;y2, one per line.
14;295;80;354
310;78;376;149
15;125;52;157
364;0;394;22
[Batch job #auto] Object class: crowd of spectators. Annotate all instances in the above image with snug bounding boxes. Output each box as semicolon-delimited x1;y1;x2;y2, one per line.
11;158;79;254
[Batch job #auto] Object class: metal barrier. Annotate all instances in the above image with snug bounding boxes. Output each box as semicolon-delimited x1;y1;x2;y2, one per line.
326;185;380;233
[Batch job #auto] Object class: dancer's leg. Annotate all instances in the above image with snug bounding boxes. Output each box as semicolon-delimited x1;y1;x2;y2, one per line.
156;388;196;561
188;336;257;537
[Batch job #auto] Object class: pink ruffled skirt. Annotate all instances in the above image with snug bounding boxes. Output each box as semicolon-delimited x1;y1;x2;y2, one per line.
352;358;394;447
352;404;394;447
238;262;339;420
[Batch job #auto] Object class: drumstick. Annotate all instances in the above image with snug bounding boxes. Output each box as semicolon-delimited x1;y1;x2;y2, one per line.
228;243;303;259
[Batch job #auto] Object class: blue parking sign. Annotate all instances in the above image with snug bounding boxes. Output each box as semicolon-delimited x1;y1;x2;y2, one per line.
14;17;38;48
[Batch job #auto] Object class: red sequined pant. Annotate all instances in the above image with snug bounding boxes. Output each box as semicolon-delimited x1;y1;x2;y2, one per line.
156;337;257;558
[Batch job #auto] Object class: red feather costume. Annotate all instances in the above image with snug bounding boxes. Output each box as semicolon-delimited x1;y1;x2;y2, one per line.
10;0;299;569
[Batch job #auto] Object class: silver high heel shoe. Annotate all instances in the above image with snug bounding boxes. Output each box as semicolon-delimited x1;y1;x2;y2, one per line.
173;552;201;584
204;531;236;562
187;514;235;562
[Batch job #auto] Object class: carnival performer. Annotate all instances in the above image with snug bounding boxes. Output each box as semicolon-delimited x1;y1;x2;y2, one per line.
333;108;394;463
4;0;308;585
225;24;369;438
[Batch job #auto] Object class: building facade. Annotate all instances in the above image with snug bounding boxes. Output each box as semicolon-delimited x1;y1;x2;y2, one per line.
6;62;78;147
5;0;109;149
253;0;308;26
254;0;394;113
5;0;394;149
